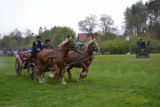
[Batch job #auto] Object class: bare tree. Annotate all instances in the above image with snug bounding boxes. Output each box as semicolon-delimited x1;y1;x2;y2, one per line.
44;27;47;31
78;14;98;33
24;29;33;44
99;14;114;33
38;27;43;34
9;28;22;37
24;29;32;37
8;28;23;49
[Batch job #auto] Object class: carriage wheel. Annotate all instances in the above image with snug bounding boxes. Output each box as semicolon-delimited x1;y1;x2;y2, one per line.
15;58;22;76
27;64;46;80
27;63;37;80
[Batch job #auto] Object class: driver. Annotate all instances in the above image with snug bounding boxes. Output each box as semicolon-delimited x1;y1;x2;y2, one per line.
31;36;44;59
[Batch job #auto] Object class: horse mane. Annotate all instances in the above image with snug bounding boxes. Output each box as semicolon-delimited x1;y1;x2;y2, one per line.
84;39;96;51
58;38;69;48
58;36;74;48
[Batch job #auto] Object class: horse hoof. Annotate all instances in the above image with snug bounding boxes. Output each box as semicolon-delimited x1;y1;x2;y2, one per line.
39;80;43;84
77;80;82;83
81;73;87;77
42;78;45;83
61;81;67;85
39;78;45;83
48;74;55;79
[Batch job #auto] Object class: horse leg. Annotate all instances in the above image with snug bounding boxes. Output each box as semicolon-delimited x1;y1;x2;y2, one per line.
48;64;59;79
59;67;67;84
77;63;88;82
37;61;44;83
60;66;67;85
58;68;62;78
67;66;73;80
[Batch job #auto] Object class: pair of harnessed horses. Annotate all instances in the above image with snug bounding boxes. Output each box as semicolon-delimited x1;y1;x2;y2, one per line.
36;36;99;84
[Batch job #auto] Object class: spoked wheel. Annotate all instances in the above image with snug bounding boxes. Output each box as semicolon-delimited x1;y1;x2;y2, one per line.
15;58;22;76
27;63;37;80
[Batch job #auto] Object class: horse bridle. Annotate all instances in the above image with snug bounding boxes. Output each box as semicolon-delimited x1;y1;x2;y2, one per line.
66;43;99;66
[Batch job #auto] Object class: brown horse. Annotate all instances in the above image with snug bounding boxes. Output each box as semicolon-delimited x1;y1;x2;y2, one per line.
67;38;99;82
36;36;77;84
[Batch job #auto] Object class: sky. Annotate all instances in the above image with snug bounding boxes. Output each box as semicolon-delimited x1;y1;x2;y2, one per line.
0;0;148;36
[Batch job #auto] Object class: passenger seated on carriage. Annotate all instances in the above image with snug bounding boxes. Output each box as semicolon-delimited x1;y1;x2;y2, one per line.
31;36;44;59
141;40;146;48
147;40;150;53
147;41;150;47
44;39;53;49
137;38;143;48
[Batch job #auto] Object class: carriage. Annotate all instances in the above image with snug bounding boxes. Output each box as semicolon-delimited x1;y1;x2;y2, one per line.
15;50;37;79
15;51;54;80
136;46;150;58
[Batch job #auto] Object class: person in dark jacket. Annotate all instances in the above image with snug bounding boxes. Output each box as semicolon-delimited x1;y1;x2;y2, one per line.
44;39;53;49
137;38;143;47
31;36;44;59
24;36;44;69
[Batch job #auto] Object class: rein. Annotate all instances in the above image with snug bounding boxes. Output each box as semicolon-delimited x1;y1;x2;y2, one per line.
67;49;95;66
66;44;96;65
72;49;88;57
45;47;77;63
67;55;93;66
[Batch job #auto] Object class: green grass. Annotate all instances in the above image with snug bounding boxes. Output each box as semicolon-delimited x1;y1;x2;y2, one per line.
0;54;160;107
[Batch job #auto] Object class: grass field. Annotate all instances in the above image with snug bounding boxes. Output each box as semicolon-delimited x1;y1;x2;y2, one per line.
0;54;160;107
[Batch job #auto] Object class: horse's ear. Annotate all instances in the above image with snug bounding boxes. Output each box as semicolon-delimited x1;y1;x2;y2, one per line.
92;39;96;42
72;35;75;39
93;38;96;41
88;39;96;44
67;35;70;38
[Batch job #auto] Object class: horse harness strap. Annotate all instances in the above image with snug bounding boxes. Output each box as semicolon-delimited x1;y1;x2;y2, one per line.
74;50;88;57
44;46;77;64
67;55;93;66
46;55;66;63
67;46;95;66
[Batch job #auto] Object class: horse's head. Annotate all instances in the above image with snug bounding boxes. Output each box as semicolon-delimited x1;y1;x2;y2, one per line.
85;38;99;52
58;36;78;51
